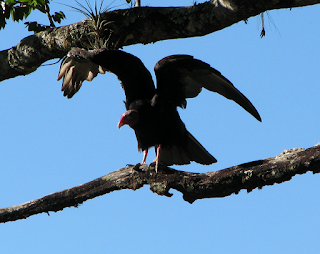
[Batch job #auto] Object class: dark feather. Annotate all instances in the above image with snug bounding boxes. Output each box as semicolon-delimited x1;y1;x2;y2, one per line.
58;48;155;107
58;48;261;169
159;131;217;166
155;55;261;121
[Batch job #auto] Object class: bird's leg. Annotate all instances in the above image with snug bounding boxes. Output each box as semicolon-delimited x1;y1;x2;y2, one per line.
153;145;162;173
142;149;148;164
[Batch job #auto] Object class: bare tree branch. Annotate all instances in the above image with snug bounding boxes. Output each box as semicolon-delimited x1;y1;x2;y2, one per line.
1;0;319;224
1;0;319;82
1;142;319;223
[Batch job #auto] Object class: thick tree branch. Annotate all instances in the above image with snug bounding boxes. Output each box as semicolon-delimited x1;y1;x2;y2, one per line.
1;142;319;223
0;0;319;82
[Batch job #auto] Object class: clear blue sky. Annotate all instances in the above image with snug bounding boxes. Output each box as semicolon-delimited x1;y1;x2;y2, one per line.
1;1;320;253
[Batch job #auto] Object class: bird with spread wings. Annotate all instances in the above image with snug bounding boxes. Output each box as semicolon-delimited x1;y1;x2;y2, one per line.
58;48;261;171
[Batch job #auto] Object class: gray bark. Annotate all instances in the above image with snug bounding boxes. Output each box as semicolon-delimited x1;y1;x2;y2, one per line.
1;143;319;223
1;0;319;81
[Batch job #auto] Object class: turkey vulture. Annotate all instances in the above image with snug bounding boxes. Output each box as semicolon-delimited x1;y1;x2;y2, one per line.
58;48;261;171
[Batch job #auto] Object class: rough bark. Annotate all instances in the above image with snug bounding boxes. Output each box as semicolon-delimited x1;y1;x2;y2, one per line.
1;142;319;223
1;0;319;82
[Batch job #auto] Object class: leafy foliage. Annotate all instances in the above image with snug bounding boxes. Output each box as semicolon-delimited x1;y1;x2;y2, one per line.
52;11;65;23
0;0;65;32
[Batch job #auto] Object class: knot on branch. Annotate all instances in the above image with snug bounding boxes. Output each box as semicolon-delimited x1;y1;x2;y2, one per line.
150;182;173;197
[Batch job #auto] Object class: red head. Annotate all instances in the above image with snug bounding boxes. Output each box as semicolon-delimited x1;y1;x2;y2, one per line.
117;110;139;129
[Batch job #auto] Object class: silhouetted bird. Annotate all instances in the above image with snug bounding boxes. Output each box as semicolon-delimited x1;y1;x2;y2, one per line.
58;48;261;171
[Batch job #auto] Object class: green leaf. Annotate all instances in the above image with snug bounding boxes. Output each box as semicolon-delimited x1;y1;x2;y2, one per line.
22;6;32;18
10;7;19;21
25;21;49;32
52;11;65;23
0;12;7;30
2;0;65;30
4;0;17;4
34;0;45;6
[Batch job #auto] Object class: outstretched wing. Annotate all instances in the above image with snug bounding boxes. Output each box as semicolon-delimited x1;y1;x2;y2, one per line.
154;55;261;121
57;50;107;98
58;48;156;107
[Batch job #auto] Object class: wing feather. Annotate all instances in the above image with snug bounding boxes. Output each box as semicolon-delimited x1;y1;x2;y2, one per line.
58;52;106;98
155;55;261;121
58;48;155;106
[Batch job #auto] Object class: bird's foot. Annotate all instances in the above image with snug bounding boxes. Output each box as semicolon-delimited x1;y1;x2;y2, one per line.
151;146;162;173
130;163;150;172
149;161;166;173
132;163;142;171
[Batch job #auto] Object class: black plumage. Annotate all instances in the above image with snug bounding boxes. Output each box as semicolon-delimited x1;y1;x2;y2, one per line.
58;47;261;171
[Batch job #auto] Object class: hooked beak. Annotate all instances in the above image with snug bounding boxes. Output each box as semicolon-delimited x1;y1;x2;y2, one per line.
117;118;125;129
117;110;139;129
117;112;129;129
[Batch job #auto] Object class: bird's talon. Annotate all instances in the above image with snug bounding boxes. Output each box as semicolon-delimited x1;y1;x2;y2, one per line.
133;163;142;171
148;162;158;173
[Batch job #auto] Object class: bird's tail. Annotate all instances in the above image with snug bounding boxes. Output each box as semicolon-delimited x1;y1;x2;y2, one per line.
185;131;217;165
159;131;217;166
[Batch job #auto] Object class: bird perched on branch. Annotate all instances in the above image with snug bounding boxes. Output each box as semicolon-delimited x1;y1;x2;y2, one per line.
58;48;261;171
